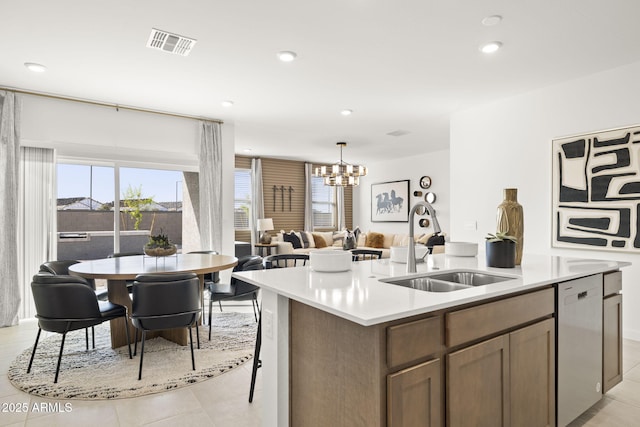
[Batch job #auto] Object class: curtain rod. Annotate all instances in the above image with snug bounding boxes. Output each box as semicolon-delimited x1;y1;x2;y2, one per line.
0;86;223;124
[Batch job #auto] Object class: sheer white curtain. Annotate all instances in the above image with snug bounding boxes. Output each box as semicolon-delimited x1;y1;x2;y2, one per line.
304;163;314;231
199;121;222;252
0;91;21;326
336;186;346;231
250;158;264;250
19;147;56;319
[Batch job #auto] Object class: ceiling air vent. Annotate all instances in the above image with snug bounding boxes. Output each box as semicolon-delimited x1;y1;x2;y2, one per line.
387;129;411;137
146;28;196;56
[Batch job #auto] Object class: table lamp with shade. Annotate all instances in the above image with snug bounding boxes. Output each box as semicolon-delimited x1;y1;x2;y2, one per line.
257;218;274;244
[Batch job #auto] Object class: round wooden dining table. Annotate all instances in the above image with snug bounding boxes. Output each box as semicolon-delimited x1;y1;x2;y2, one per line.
69;253;238;349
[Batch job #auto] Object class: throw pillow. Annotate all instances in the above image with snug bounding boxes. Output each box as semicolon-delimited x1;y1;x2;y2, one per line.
383;233;395;249
416;233;429;244
304;231;316;248
298;231;310;248
316;231;334;246
332;230;346;247
283;232;302;249
365;232;385;249
312;233;328;249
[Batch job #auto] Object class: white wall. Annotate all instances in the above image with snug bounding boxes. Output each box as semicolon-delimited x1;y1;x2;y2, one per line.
450;60;640;340
18;94;235;258
355;149;450;239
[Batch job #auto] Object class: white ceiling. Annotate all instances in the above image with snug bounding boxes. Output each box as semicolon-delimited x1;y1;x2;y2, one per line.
2;1;640;164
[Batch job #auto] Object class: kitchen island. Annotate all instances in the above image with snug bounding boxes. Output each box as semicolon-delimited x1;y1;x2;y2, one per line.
234;253;629;426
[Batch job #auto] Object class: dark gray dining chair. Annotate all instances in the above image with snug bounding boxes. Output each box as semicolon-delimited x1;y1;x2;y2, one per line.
131;272;201;380
39;260;97;292
39;260;104;348
208;255;262;340
351;249;383;261
28;273;132;383
263;254;309;269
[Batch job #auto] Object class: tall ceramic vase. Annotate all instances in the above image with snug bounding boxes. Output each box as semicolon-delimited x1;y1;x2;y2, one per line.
496;188;524;265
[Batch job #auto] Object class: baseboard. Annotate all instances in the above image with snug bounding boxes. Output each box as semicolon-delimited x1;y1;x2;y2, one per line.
623;328;640;342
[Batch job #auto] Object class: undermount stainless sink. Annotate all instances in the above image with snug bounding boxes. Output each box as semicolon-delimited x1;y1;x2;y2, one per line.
427;271;513;286
385;277;472;293
381;270;516;293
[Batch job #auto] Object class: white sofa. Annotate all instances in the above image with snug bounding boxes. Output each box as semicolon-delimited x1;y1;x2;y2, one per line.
272;230;433;259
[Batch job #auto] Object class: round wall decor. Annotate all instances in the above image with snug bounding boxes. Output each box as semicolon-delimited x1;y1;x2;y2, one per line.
420;176;432;189
424;192;436;203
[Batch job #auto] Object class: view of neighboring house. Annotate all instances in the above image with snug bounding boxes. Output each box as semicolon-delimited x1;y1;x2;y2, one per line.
56;197;104;210
58;198;182;212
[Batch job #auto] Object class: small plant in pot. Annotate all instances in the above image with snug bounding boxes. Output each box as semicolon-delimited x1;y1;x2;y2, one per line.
485;232;517;268
144;229;177;257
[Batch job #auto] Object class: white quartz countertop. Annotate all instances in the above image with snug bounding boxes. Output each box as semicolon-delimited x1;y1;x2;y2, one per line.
233;253;629;326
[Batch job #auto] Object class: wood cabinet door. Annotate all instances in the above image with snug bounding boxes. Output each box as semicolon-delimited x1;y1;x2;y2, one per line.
447;335;510;427
388;358;442;427
603;294;623;393
509;318;555;427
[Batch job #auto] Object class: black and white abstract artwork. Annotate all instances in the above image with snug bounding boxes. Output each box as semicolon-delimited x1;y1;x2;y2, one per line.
552;125;640;252
371;180;409;222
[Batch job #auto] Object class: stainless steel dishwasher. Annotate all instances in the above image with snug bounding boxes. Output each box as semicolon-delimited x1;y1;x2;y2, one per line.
557;273;603;426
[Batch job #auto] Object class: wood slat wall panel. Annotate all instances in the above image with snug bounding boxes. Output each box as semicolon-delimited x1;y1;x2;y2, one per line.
235;156;251;169
263;158;305;232
344;185;353;230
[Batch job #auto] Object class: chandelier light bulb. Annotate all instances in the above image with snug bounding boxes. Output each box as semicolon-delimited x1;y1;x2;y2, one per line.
313;142;367;186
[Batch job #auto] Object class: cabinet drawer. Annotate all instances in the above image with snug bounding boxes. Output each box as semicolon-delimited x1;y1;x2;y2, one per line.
446;287;554;348
387;315;444;369
604;271;622;296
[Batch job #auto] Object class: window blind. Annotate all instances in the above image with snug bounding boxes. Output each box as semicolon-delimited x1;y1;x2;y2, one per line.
234;169;252;229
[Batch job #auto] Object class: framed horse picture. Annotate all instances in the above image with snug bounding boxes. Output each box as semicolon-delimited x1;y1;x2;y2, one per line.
371;180;409;222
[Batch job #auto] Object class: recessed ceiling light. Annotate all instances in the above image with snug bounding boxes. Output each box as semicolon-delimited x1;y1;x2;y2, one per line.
341;109;353;116
482;15;502;26
221;100;234;107
24;62;47;72
480;41;502;54
243;148;252;153
277;51;297;62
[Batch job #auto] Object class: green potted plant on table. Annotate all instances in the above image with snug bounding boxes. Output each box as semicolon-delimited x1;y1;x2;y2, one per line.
144;229;177;257
485;232;517;268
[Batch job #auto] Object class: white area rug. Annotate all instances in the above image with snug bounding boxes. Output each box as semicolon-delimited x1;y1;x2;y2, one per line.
8;312;257;400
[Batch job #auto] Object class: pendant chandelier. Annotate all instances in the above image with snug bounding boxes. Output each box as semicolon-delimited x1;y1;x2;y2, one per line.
314;142;367;186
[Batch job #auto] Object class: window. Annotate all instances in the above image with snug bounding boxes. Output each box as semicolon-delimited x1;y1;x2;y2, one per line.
234;169;252;229
311;176;336;229
56;162;184;259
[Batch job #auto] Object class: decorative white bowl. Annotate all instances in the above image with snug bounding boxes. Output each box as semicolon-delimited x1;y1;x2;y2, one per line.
390;245;429;263
445;242;478;257
309;250;352;272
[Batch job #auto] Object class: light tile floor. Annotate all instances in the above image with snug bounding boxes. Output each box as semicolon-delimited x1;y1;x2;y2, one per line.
569;338;640;426
0;305;262;427
2;310;640;427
